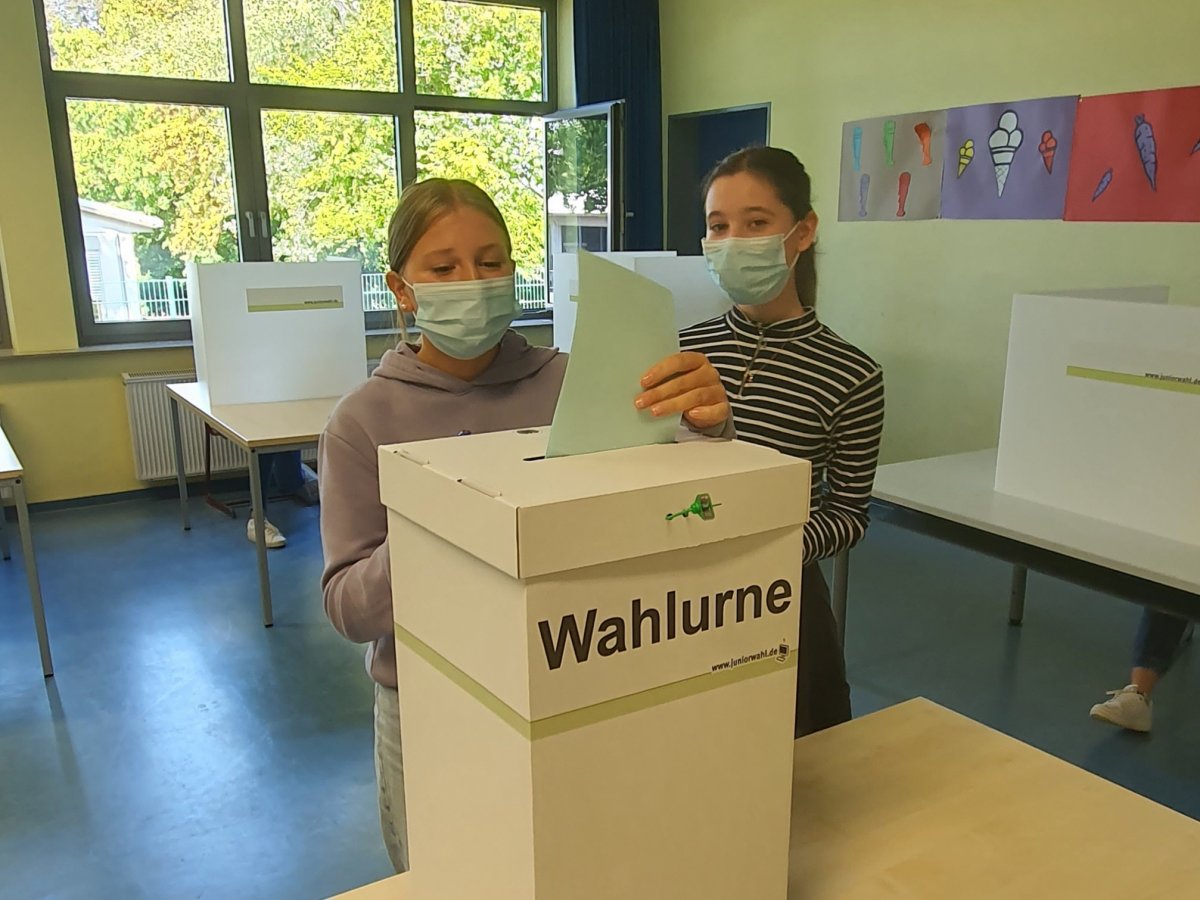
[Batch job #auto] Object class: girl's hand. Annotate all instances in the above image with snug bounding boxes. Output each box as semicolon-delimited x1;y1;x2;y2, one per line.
635;352;731;431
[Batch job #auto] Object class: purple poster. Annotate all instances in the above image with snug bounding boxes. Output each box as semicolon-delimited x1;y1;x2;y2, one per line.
940;96;1079;220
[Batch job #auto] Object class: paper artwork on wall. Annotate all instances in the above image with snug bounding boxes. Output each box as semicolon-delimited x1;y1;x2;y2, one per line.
1065;85;1200;222
838;110;947;221
940;96;1079;219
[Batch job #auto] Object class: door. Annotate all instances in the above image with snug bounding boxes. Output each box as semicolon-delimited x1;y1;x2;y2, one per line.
666;105;770;255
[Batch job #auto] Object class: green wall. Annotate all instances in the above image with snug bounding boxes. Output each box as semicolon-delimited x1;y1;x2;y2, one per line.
659;0;1200;463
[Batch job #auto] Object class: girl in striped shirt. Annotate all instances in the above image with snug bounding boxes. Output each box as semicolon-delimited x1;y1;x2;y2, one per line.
681;147;885;737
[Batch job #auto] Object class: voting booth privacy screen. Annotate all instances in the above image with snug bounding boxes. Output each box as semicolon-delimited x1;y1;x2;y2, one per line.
381;429;811;900
995;290;1199;544
551;251;731;351
188;260;366;405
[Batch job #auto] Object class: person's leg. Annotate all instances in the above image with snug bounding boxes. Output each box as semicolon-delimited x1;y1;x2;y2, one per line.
248;454;286;548
794;564;852;739
374;683;410;874
1131;608;1192;695
1091;609;1191;733
258;452;276;496
271;450;304;496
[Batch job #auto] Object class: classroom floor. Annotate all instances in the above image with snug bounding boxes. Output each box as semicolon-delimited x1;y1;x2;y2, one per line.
1;495;1197;899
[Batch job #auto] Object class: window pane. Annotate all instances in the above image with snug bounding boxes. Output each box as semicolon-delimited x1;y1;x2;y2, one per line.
415;110;546;312
244;0;398;92
546;113;611;306
41;0;228;80
414;1;544;102
66;100;239;324
261;110;398;311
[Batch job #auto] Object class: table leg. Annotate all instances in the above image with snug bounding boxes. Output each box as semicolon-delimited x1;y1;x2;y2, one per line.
14;478;53;678
832;549;850;648
1009;564;1028;627
248;449;274;628
0;497;11;561
169;395;191;531
203;424;236;519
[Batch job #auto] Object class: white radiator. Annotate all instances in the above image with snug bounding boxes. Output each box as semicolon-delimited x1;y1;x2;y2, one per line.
123;371;249;481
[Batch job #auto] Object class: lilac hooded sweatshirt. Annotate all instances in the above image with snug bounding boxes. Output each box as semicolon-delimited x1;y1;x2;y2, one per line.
318;331;567;688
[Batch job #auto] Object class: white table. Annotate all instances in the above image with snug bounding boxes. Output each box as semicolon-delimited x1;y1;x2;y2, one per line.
331;698;1200;898
168;383;339;626
871;449;1199;625
0;424;53;676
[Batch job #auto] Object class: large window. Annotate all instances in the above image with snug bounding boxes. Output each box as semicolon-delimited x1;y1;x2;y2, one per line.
416;110;547;312
36;0;556;344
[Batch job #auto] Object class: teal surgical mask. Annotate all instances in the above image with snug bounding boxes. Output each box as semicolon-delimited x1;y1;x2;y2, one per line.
405;274;520;360
701;222;801;306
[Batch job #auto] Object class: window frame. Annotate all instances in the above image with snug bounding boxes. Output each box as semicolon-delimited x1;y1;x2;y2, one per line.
33;0;558;345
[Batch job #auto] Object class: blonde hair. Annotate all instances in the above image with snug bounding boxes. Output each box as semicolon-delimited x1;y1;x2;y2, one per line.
386;178;513;336
388;178;512;272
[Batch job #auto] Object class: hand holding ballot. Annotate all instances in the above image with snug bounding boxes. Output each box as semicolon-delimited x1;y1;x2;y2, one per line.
636;351;731;430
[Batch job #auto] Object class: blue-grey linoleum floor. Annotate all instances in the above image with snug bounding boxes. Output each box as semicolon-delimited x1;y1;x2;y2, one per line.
1;495;1196;899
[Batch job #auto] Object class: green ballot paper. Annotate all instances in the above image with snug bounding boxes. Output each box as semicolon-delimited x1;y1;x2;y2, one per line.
545;251;681;458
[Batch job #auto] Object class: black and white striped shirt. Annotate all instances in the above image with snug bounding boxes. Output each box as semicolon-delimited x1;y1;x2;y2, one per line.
682;306;884;565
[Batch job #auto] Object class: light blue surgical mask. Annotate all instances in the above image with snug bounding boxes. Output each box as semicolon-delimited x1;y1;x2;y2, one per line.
405;274;520;360
701;222;801;306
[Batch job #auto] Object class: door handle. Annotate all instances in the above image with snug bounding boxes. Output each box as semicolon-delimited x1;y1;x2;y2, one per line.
244;210;256;238
259;211;270;239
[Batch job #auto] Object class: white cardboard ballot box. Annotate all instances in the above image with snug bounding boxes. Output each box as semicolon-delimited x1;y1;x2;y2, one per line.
380;429;811;900
188;260;365;405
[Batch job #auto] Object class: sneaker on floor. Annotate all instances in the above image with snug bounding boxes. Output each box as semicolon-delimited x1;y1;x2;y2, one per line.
246;517;286;549
1090;684;1152;733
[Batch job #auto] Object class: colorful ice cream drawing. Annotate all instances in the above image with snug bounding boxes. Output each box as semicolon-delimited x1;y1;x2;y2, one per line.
914;122;933;166
852;126;863;171
1134;115;1157;190
957;139;974;177
897;172;911;218
1038;130;1058;174
858;174;870;218
1092;168;1114;202
883;120;897;166
988;110;1024;198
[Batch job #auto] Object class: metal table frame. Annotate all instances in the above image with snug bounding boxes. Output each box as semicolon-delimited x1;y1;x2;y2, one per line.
873;500;1200;625
1;460;53;677
168;389;323;628
840;450;1199;640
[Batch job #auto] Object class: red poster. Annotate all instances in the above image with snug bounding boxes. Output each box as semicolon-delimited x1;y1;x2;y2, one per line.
1064;85;1200;222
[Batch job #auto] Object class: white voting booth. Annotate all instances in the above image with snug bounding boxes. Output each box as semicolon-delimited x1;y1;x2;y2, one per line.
551;251;731;351
188;260;366;404
995;287;1199;544
380;429;810;899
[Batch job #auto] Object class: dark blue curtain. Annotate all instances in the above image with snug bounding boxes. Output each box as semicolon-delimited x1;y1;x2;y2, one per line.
573;0;662;250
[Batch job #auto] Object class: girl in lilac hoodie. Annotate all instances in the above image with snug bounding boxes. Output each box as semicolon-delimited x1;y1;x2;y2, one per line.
318;178;731;873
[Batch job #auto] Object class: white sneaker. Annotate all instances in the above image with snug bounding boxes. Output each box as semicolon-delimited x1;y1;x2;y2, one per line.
1090;684;1152;733
246;517;286;549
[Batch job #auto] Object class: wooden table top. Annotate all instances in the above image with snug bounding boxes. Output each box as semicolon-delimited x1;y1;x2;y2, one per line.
0;424;23;481
873;450;1200;594
167;382;340;450
330;701;1200;899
